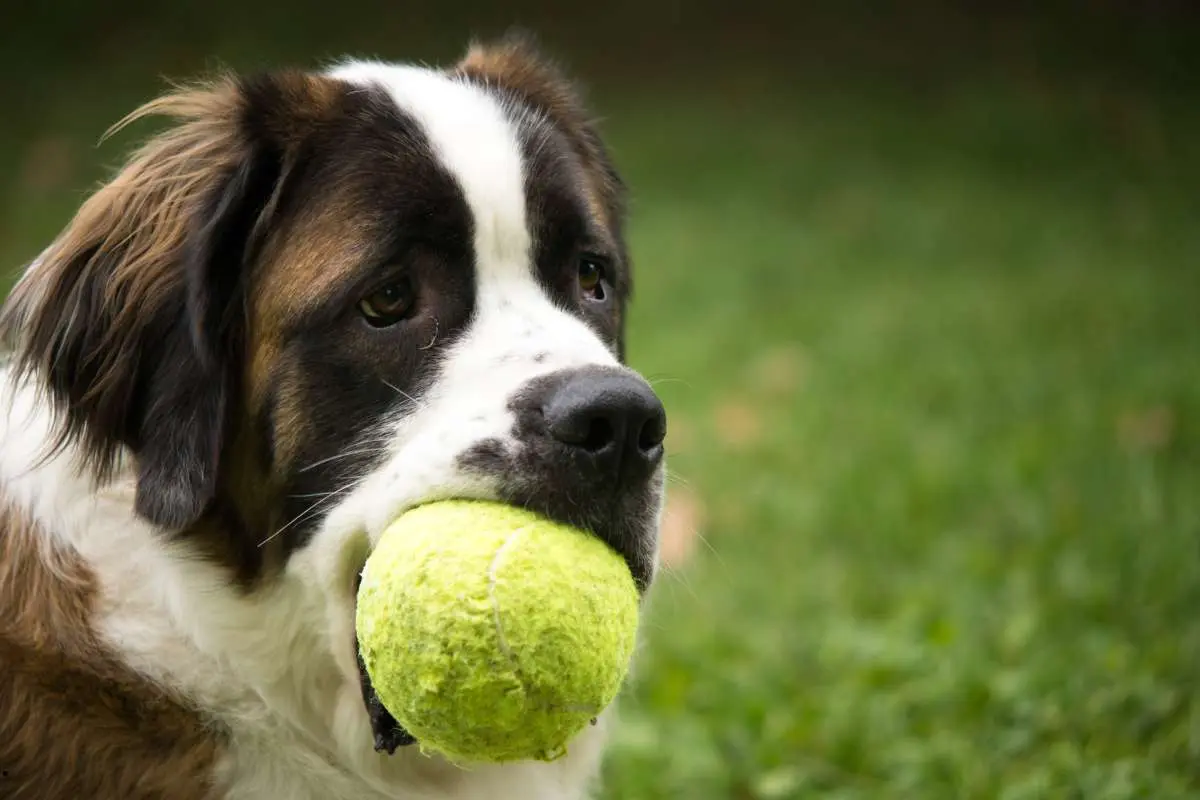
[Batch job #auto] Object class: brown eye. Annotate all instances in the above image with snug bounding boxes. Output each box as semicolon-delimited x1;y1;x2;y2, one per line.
359;278;415;327
578;257;605;300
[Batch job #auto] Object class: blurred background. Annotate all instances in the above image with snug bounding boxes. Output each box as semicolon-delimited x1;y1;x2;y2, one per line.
3;1;1198;796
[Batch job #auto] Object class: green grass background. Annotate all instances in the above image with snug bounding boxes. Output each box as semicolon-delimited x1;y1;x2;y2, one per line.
2;2;1198;797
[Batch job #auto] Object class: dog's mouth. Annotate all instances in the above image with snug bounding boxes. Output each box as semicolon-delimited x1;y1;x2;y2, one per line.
353;571;417;755
356;645;416;754
348;489;660;756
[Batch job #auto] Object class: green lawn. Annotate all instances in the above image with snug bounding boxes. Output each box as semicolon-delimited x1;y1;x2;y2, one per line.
600;82;1200;798
2;13;1199;798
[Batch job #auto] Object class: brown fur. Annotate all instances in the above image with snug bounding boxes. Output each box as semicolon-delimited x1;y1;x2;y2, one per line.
0;79;245;481
0;72;343;482
243;196;378;473
455;34;632;346
0;71;352;578
456;33;627;234
0;500;223;799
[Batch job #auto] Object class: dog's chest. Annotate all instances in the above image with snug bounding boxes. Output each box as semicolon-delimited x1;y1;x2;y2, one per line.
213;714;612;800
0;372;606;800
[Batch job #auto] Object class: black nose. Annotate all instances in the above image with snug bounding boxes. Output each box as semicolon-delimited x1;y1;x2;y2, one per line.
543;368;666;480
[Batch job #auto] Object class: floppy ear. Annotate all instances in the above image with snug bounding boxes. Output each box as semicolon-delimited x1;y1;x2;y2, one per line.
0;75;304;529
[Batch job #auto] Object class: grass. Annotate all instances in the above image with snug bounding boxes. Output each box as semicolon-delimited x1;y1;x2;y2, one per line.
2;11;1199;798
599;79;1200;798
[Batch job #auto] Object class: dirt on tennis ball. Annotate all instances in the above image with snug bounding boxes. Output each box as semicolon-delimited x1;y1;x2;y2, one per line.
355;499;641;764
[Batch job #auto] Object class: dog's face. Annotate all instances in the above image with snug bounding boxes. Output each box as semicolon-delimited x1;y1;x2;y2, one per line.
0;37;664;753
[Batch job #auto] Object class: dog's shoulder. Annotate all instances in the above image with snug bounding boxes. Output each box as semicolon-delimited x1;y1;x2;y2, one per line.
0;490;224;800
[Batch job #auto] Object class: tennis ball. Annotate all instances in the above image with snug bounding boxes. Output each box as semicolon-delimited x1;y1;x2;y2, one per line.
355;499;640;764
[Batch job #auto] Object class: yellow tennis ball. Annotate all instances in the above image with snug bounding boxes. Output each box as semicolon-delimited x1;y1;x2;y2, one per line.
355;499;640;764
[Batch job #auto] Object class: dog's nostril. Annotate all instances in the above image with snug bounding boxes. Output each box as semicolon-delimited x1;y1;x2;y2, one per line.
542;368;666;474
637;411;667;454
582;417;615;453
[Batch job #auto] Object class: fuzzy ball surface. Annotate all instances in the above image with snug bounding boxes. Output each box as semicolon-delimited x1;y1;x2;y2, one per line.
355;500;640;764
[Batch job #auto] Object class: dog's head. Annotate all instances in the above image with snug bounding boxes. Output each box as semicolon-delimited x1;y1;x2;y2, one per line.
0;35;664;752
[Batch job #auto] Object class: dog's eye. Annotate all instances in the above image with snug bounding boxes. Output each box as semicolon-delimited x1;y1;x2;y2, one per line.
578;257;606;301
359;278;415;327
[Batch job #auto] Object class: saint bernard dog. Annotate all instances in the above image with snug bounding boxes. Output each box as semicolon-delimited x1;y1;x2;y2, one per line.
0;33;667;800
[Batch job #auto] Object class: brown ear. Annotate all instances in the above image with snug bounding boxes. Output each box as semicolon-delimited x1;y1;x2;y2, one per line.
456;30;628;225
0;72;329;529
456;31;634;358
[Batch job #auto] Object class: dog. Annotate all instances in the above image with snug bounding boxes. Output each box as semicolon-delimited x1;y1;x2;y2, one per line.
0;33;666;800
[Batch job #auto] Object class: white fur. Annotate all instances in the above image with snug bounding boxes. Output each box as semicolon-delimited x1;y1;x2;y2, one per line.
0;60;654;799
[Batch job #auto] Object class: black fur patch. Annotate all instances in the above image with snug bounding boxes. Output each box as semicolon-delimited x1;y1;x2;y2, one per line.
260;86;477;557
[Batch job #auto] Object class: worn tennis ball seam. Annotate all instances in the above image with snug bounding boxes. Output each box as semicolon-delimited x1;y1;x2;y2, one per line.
486;523;604;717
486;525;524;667
356;500;640;764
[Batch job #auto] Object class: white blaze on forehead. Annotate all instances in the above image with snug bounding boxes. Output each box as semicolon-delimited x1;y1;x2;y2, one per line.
293;63;646;696
328;61;532;286
326;60;616;370
304;59;621;546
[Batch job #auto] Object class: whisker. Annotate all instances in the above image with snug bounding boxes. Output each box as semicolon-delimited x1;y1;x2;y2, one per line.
665;471;692;488
381;379;426;410
296;446;388;474
693;529;723;561
646;375;693;390
258;482;358;548
656;561;702;603
352;429;403;447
